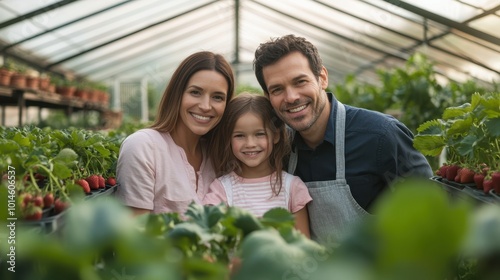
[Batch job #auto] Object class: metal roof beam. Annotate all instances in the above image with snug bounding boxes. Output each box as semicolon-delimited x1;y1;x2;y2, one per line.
382;0;500;46
354;1;499;81
0;0;78;29
46;0;219;69
464;4;500;21
0;0;134;52
313;0;423;43
249;0;408;61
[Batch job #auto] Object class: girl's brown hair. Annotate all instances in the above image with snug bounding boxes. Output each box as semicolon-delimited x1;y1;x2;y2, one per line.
150;51;235;138
210;93;290;195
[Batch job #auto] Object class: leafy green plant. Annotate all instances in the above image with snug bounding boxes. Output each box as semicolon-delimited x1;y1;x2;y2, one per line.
414;92;500;172
0;126;124;221
414;92;500;194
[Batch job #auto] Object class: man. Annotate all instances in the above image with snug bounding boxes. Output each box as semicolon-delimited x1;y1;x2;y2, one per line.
253;34;433;243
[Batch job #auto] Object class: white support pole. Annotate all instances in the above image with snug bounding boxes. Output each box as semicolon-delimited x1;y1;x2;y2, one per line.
141;78;148;123
113;78;120;111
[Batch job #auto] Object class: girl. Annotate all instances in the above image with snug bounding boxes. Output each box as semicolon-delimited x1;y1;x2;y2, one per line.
116;51;235;216
204;93;311;237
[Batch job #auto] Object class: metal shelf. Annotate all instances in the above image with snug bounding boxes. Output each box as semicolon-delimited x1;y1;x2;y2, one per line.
0;85;108;126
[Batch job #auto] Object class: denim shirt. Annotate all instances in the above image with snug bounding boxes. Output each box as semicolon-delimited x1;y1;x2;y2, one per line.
293;93;433;212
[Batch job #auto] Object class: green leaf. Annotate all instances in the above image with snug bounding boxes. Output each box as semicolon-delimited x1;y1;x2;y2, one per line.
260;207;295;229
92;143;111;157
484;117;500;137
12;132;31;147
181;257;228;279
229;207;264;236
373;179;471;279
53;148;78;166
416;119;444;135
70;130;86;147
185;203;227;230
442;103;471;120
0;139;20;154
470;92;482;110
447;117;473;136
62;198;137;256
167;223;205;247
463;204;500;256
234;229;323;280
66;181;86;199
455;134;477;158
144;213;169;236
52;162;72;179
413;135;445;156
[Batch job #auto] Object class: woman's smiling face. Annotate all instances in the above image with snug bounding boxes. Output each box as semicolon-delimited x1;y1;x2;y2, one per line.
177;70;228;137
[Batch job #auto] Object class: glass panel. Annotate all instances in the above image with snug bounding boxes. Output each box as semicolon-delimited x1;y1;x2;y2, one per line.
468;14;500;37
402;0;481;21
459;0;500;10
0;0;62;21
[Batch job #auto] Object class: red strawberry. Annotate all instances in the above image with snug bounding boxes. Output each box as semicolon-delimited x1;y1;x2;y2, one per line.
483;179;494;195
106;177;116;186
474;173;485;190
460;168;475;184
76;179;91;193
54;198;70;214
98;175;105;189
43;193;54;208
492;172;500;193
31;195;44;208
86;175;100;190
20;193;33;207
24;206;42;221
437;164;449;177
446;165;460;181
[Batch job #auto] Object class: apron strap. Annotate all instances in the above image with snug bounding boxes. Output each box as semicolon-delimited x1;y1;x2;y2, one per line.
288;100;347;180
220;175;233;205
335;102;346;180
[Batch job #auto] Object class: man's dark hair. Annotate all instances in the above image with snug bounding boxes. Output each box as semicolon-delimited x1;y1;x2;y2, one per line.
253;34;323;94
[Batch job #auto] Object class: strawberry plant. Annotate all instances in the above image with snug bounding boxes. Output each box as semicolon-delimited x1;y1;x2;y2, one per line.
0;125;125;225
414;92;500;194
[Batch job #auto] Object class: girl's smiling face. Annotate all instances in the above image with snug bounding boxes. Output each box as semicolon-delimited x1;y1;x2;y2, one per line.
231;112;279;178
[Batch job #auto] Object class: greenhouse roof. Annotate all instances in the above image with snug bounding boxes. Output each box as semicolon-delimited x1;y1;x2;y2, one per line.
0;0;498;88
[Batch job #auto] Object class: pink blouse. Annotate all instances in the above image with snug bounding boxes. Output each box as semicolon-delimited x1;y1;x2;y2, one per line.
115;129;215;215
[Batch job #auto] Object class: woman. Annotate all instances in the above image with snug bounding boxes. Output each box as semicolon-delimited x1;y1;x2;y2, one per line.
115;51;235;216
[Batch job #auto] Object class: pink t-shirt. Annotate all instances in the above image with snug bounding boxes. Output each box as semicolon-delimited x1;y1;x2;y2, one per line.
203;171;312;217
115;129;215;215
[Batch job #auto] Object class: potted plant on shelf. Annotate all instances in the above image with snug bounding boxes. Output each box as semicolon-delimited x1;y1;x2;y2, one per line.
95;82;109;105
413;92;500;198
52;75;75;97
10;61;28;88
39;72;52;91
74;80;89;101
0;60;14;86
25;68;40;90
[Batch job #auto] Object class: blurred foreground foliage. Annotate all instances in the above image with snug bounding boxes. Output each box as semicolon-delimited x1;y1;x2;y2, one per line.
1;179;500;280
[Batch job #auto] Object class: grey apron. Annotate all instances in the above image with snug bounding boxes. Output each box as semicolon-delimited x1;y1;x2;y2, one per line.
288;101;370;244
